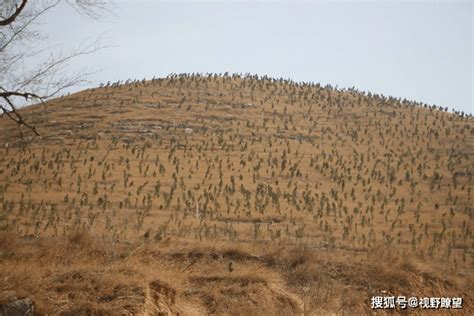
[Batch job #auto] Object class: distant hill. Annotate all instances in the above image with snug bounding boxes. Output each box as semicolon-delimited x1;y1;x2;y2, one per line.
0;74;472;314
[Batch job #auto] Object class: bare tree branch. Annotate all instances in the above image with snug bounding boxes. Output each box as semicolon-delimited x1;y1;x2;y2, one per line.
13;42;102;94
0;90;41;100
67;0;109;19
0;0;108;139
0;93;40;138
0;1;57;53
0;0;28;26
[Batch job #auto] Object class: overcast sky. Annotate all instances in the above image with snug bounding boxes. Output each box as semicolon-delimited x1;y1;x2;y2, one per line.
32;0;473;113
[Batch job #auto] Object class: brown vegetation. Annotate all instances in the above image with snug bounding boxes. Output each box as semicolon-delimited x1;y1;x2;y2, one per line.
1;231;470;315
0;74;472;314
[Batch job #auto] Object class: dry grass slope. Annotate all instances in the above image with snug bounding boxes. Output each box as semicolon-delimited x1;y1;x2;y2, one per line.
0;74;472;314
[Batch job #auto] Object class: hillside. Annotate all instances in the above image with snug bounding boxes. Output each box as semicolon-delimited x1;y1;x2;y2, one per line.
0;74;473;315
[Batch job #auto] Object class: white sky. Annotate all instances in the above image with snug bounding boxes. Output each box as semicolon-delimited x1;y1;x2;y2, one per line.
31;0;473;113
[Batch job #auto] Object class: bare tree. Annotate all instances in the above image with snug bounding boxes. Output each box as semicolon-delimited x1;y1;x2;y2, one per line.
0;0;107;138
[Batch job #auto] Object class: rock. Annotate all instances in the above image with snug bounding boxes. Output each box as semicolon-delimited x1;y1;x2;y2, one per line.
0;294;34;316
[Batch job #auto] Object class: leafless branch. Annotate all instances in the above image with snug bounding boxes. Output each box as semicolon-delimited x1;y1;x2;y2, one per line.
66;0;109;19
0;92;41;138
0;1;57;53
0;0;28;26
0;0;108;139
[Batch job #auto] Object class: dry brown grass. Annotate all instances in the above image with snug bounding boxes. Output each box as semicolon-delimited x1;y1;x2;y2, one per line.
0;231;471;314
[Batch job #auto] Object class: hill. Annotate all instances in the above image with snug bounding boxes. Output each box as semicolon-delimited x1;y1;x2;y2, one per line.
0;74;472;314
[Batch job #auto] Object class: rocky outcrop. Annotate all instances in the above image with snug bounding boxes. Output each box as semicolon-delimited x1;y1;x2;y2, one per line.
0;292;34;316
